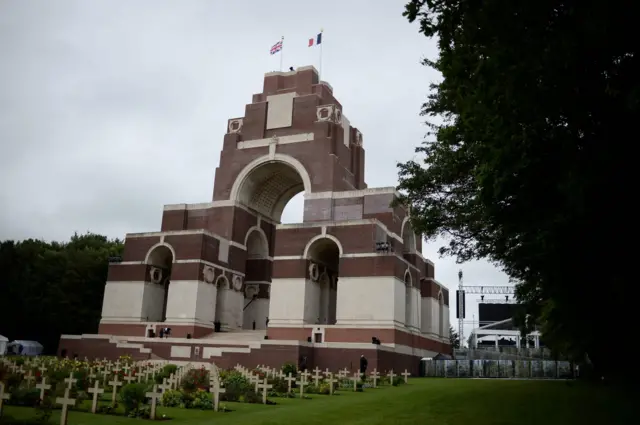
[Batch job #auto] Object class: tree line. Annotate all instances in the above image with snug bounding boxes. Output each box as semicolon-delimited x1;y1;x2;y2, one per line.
399;1;637;381
0;233;123;354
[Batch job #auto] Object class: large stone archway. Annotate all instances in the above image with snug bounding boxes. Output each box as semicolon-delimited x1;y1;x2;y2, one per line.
231;155;310;222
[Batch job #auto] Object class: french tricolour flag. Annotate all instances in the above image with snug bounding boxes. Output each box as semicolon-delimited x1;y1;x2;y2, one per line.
308;32;322;47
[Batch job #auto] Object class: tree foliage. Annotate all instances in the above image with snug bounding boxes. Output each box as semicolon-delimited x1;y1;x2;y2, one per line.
399;0;637;380
449;326;460;349
0;233;123;353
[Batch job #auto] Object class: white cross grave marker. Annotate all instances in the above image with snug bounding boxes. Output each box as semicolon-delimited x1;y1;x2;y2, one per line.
55;388;76;425
351;373;361;391
258;378;273;405
0;382;11;416
88;381;104;414
370;369;380;388
108;375;123;406
326;372;338;395
312;367;323;386
145;385;162;420
401;369;411;383
284;372;295;393
64;372;77;390
158;378;170;393
251;374;260;393
387;370;396;385
209;380;226;412
295;376;307;398
36;377;51;401
124;370;136;384
24;370;35;388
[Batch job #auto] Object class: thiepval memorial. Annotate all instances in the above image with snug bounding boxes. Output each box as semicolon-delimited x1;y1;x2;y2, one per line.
59;66;451;373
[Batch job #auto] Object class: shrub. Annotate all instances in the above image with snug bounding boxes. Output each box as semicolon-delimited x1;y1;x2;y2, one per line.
271;378;289;393
181;368;209;392
220;371;251;402
155;364;178;385
189;389;213;409
281;362;297;377
34;396;54;422
119;383;147;414
8;388;41;407
161;389;183;407
238;390;260;404
127;405;151;419
6;373;23;390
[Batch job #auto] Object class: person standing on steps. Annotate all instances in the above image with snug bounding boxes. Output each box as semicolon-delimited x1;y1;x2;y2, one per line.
359;354;368;380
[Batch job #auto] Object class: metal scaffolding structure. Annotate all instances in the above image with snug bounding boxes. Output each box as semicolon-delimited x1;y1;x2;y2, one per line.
456;270;515;348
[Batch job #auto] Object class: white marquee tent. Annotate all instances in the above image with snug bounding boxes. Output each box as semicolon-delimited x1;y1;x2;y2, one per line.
0;334;8;355
7;340;44;356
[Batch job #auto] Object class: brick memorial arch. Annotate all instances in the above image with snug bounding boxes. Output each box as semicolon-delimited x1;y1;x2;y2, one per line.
60;66;451;373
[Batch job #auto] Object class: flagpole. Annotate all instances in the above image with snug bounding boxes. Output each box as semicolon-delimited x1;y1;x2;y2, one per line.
318;29;324;80
280;36;284;72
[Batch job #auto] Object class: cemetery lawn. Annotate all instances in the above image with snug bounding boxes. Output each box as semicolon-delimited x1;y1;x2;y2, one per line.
3;378;634;425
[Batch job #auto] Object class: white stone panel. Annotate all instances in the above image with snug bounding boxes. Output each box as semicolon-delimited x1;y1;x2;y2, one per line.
342;114;350;147
141;283;166;322
303;279;320;323
216;288;244;330
170;346;191;358
421;297;440;334
405;286;422;330
243;298;270;329
335;277;401;326
430;298;440;334
101;282;145;321
218;240;229;263
266;92;296;129
165;281;199;323
269;278;306;325
421;297;432;333
393;278;406;325
194;281;217;325
443;305;450;337
412;287;422;330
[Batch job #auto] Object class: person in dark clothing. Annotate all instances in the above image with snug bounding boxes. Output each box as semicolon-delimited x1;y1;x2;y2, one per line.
359;355;368;379
299;355;308;372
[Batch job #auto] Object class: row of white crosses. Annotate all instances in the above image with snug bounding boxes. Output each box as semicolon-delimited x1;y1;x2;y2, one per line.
254;364;412;393
234;364;273;404
144;362;192;420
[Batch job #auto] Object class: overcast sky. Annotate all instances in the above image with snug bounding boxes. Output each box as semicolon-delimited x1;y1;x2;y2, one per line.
0;0;511;338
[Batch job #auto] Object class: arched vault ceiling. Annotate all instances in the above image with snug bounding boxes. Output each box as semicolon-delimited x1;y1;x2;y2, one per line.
238;162;304;221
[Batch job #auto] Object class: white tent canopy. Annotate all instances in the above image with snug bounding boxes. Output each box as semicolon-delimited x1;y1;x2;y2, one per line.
7;340;44;356
0;334;8;356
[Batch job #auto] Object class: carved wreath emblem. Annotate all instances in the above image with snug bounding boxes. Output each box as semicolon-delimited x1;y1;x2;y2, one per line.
202;266;215;284
149;266;163;284
308;262;320;282
245;284;259;298
232;275;243;291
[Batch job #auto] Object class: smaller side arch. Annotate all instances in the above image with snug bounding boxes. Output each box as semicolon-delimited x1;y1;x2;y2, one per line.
215;275;230;290
244;225;269;247
403;268;412;286
144;242;176;264
400;217;417;253
303;234;344;259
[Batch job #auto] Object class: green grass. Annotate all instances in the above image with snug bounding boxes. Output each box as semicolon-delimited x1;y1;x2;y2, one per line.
3;379;635;425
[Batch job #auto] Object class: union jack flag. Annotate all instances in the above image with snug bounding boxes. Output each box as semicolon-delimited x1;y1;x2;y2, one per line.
270;39;283;55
